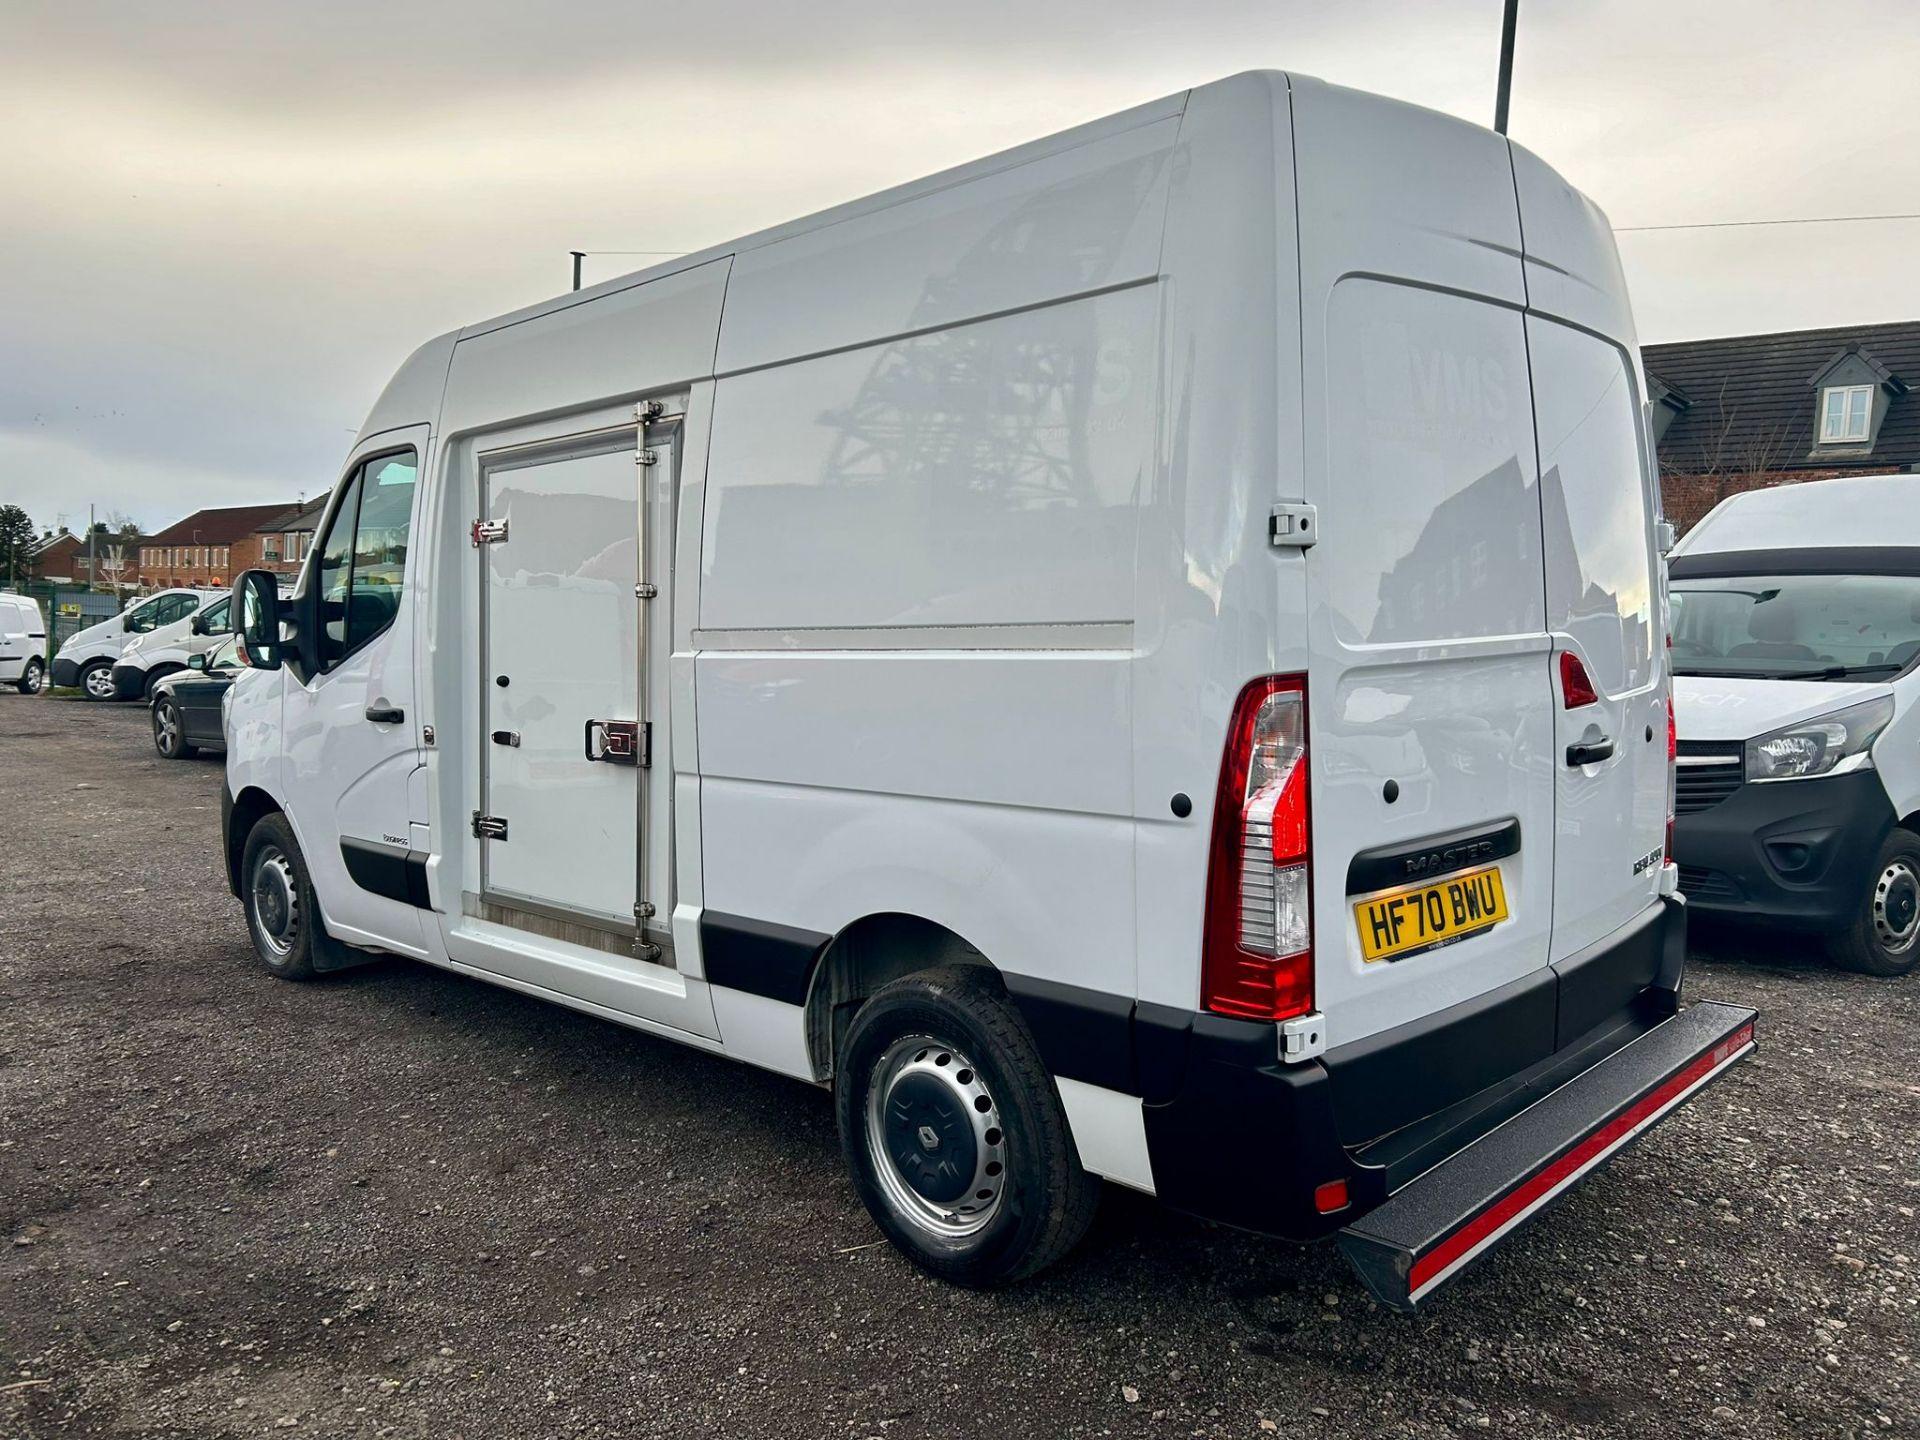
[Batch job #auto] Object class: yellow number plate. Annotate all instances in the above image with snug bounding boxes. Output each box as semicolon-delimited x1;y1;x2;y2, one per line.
1354;864;1510;963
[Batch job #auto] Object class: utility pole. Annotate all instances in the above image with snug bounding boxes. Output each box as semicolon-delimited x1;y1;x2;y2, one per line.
571;251;586;291
88;504;96;592
1494;0;1519;135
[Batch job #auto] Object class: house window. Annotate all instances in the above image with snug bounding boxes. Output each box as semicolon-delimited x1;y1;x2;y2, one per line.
1820;384;1872;443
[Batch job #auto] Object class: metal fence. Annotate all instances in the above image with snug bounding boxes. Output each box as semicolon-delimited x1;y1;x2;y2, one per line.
7;583;127;658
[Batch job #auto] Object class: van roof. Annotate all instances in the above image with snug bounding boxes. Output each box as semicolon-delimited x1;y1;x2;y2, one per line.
1672;473;1920;557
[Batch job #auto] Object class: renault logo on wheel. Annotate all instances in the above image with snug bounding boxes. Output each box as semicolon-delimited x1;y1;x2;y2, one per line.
916;1125;941;1152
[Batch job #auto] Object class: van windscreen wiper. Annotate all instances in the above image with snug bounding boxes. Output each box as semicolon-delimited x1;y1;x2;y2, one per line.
1771;663;1904;681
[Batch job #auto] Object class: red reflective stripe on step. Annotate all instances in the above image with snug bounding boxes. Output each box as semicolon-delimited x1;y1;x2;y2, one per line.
1406;1022;1754;1298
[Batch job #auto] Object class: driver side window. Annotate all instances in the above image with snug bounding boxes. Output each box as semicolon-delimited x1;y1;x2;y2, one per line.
125;597;165;633
311;447;417;672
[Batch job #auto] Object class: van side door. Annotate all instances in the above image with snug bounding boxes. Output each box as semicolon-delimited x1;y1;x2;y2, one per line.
280;429;430;955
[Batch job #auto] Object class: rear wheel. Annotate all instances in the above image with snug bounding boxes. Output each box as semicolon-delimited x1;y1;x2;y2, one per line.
835;966;1099;1286
80;660;115;701
1826;830;1920;978
151;697;196;759
14;657;43;695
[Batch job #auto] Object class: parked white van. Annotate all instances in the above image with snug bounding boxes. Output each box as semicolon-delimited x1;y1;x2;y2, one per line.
0;592;47;694
220;71;1756;1309
1670;474;1920;976
110;590;238;701
51;588;223;700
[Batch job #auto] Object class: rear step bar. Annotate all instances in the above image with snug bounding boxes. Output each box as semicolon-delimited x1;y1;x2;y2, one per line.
1339;999;1757;1312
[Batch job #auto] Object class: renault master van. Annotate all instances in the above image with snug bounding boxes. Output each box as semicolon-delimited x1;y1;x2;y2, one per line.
220;71;1755;1309
51;588;223;699
1670;474;1920;976
0;592;47;694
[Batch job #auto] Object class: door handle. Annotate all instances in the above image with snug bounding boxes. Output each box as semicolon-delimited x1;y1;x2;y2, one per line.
365;704;405;724
1566;737;1614;767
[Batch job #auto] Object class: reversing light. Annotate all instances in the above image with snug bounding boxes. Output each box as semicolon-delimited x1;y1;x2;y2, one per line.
1559;650;1598;709
1201;676;1313;1021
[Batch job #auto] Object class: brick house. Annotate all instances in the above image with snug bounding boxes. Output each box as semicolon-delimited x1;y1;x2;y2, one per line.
253;495;328;580
1644;321;1919;535
138;503;304;589
28;530;147;590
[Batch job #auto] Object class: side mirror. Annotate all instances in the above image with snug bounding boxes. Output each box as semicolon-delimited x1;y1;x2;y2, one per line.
187;653;207;671
234;570;285;671
190;612;209;635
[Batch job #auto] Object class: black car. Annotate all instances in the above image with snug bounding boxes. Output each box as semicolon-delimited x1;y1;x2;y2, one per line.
150;636;241;759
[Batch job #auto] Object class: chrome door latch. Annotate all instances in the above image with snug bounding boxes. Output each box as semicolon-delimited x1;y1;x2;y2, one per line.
471;812;509;841
584;718;650;768
1269;503;1318;550
1278;1010;1327;1063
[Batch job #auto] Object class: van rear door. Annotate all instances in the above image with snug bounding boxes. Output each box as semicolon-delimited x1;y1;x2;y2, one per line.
1290;80;1559;1056
1529;318;1667;962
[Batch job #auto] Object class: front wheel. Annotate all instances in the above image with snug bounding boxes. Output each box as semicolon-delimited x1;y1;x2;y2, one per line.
1826;830;1920;978
14;657;43;695
241;814;327;980
151;697;196;759
80;660;115;701
835;966;1099;1286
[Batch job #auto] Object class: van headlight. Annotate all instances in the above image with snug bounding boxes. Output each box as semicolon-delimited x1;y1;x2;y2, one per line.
1745;696;1894;782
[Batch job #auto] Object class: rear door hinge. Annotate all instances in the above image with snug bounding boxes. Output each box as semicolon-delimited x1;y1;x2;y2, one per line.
471;518;509;546
634;582;658;600
637;448;659;467
471;812;508;840
1278;1010;1327;1063
1269;502;1317;550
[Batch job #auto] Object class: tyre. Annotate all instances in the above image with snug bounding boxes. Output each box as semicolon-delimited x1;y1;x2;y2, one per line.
1825;830;1920;978
14;657;44;695
80;660;115;701
240;814;333;981
835;965;1100;1286
151;696;196;759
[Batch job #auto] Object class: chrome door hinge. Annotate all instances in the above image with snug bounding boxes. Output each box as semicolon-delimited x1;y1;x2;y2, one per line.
1277;1010;1327;1063
471;518;509;546
1269;503;1317;550
471;812;508;841
422;724;435;747
634;901;656;921
637;448;659;467
636;399;665;423
634;582;658;600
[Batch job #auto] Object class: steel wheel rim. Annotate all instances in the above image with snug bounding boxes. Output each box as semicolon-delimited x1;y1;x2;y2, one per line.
84;666;114;698
863;1033;1007;1242
250;846;301;960
1872;859;1920;955
155;703;179;754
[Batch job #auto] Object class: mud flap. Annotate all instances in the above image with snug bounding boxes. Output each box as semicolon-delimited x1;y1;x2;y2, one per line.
1338;1000;1756;1311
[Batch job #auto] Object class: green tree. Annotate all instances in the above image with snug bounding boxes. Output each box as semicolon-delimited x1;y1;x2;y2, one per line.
0;505;35;588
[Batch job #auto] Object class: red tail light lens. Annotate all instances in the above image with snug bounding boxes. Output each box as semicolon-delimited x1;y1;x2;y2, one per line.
1665;693;1678;862
1202;676;1313;1021
1559;650;1598;708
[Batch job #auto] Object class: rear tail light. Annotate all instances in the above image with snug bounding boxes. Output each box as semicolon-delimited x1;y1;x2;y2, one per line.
1202;676;1313;1021
1559;650;1598;708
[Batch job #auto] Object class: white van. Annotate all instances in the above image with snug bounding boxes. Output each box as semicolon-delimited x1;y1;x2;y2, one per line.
51;588;223;700
1670;474;1920;976
110;590;238;701
0;592;47;694
220;71;1755;1309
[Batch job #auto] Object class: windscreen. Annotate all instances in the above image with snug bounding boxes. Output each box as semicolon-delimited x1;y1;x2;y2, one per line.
1670;571;1920;681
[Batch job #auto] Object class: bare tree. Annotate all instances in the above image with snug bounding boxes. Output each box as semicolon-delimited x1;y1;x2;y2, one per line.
1660;376;1795;530
96;542;132;593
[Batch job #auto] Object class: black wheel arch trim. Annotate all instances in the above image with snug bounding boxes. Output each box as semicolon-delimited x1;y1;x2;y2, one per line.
701;911;833;1008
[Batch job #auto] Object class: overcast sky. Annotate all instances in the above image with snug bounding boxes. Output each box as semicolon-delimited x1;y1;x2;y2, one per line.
4;0;1918;534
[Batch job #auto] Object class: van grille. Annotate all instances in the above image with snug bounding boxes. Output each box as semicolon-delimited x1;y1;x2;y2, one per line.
1675;742;1743;815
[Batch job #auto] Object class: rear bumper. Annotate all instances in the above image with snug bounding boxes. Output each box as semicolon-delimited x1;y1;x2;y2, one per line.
1135;897;1749;1305
1339;1000;1755;1310
1673;769;1894;928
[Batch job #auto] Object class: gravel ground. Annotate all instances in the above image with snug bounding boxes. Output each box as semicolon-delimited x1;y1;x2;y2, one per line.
1;696;1915;1440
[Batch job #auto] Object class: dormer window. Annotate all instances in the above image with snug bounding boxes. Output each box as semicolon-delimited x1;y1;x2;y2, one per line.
1820;384;1873;443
